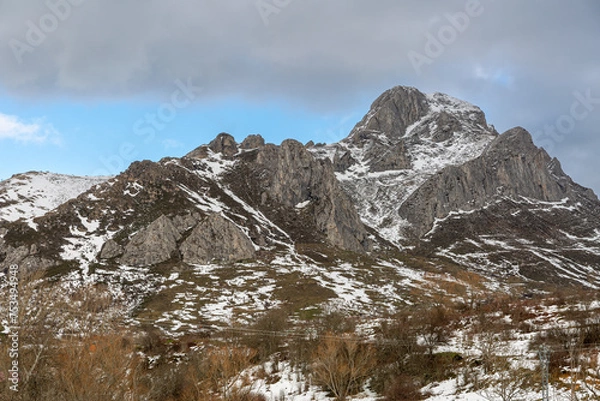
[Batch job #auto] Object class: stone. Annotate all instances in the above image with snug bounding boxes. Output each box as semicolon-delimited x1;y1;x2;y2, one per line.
348;86;429;143
208;133;238;158
185;145;210;159
171;212;202;234
398;127;589;237
237;139;370;252
333;151;357;172
99;239;123;259
368;140;411;172
120;215;181;266
240;134;265;150
180;214;256;264
0;244;55;272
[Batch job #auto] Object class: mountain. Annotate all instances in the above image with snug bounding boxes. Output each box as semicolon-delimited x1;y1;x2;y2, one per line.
0;172;108;228
309;86;499;245
310;86;600;286
1;85;600;332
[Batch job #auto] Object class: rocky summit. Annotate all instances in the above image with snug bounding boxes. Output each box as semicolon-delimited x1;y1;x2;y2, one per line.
1;85;600;330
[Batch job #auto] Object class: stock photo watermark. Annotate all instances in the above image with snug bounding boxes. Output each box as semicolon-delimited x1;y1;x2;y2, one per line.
255;0;294;27
407;0;489;75
9;0;87;65
532;89;599;153
94;78;202;176
6;264;20;392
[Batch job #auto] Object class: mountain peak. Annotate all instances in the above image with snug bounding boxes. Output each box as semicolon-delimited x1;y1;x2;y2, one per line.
345;87;495;147
347;86;429;143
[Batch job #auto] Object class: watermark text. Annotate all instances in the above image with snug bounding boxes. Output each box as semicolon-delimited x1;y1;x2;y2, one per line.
9;0;87;64
532;89;599;153
6;264;19;392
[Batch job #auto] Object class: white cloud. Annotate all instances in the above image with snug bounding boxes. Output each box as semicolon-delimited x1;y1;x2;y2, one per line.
0;113;62;144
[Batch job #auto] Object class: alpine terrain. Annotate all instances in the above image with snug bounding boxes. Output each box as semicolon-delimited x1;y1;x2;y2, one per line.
2;86;600;401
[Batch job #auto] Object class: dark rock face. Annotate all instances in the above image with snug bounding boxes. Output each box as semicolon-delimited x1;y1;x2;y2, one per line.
185;146;209;159
333;151;357;172
0;241;55;272
229;139;370;252
259;140;370;252
348;86;429;142
99;239;123;260
398;127;595;237
368;140;411;172
120;215;182;266
208;133;238;158
180;214;256;264
334;87;429;173
240;134;265;150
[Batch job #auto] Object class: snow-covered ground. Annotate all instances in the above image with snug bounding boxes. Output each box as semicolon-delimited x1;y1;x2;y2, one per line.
0;172;108;228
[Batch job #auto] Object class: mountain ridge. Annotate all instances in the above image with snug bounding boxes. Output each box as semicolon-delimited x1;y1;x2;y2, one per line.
1;85;600;332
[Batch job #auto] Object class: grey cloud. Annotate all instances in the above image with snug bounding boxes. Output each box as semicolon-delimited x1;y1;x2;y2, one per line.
0;0;598;191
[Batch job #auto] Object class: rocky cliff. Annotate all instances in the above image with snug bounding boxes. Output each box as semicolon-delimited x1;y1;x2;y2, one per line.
398;127;596;238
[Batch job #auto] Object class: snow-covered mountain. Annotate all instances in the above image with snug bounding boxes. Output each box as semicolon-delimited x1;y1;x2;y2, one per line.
310;86;600;286
1;85;600;333
0;172;108;228
309;87;499;246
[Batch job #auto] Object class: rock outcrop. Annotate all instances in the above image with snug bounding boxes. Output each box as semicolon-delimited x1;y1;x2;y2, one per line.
180;214;255;264
0;241;55;272
208;133;239;158
99;239;123;260
229;138;370;252
240;134;265;150
120;215;182;266
348;86;429;142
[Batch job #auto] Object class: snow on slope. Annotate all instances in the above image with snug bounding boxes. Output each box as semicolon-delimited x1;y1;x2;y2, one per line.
0;172;109;227
311;92;497;247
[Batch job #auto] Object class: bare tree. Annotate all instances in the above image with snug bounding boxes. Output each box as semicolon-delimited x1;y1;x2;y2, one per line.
204;345;257;401
0;268;131;400
581;349;600;400
480;360;534;401
312;334;375;401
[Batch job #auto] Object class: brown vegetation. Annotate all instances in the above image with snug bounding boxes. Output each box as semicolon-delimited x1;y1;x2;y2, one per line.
2;270;600;400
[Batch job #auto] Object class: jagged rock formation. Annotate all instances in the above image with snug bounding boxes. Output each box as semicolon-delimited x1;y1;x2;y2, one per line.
208;132;239;157
398;127;591;237
309;86;499;246
0;132;371;274
348;86;430;143
240;134;265;149
226;138;370;252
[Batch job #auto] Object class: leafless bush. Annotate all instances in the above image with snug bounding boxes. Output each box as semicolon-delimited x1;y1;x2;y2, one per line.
312;334;375;401
241;307;289;361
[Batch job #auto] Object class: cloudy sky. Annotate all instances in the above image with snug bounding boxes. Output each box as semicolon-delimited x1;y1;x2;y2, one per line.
0;0;599;193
